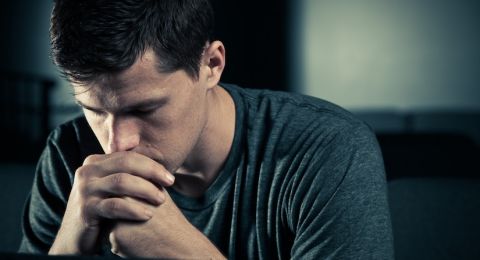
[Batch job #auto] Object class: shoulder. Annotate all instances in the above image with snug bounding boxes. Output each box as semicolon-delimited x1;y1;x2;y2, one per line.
46;116;102;169
224;84;376;158
50;116;90;142
223;83;367;133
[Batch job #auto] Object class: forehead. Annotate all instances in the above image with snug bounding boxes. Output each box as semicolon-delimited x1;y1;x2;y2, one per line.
73;51;188;109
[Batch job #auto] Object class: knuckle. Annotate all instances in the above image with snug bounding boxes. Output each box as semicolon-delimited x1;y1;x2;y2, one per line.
75;165;90;180
111;154;127;169
120;154;134;168
76;164;102;180
75;180;89;196
111;173;127;190
83;154;101;165
100;201;117;219
81;199;97;222
106;199;120;213
82;200;94;215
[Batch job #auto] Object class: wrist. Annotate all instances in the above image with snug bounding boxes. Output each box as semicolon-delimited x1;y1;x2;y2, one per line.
49;219;101;255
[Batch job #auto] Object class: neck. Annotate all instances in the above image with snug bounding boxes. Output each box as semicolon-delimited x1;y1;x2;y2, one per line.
173;85;236;197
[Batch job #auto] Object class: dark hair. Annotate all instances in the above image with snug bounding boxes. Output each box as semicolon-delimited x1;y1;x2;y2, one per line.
51;0;214;83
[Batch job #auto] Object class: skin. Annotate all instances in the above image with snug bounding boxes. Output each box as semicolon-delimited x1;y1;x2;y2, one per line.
49;41;234;258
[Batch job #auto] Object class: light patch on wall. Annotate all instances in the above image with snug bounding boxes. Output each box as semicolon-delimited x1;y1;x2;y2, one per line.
300;0;480;110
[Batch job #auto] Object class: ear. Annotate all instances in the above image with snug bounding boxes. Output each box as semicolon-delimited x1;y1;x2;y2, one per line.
201;41;226;89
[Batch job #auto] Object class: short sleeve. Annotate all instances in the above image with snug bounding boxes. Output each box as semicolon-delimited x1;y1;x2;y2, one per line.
19;131;78;254
288;123;394;259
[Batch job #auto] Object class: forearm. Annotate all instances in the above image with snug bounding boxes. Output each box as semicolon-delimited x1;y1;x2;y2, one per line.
111;219;226;259
48;220;100;255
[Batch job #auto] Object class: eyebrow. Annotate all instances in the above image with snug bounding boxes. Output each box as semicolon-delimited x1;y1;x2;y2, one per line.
75;97;169;113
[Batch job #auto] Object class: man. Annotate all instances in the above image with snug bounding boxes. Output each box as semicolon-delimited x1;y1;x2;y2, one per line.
20;0;394;259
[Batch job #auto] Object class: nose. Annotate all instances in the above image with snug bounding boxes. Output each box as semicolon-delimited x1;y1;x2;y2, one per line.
105;116;140;154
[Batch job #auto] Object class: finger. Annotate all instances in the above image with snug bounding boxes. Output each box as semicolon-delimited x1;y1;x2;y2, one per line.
94;197;154;221
84;151;175;187
83;154;104;165
88;173;165;205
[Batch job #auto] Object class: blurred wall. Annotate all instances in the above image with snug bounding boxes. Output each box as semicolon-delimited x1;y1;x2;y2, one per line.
0;0;81;130
1;1;53;76
295;0;480;110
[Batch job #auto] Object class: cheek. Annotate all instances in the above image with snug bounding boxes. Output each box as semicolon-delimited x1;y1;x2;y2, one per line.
143;104;203;151
137;89;208;155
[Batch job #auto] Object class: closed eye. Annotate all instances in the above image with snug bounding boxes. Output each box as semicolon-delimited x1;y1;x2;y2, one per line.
129;108;157;116
75;97;167;117
85;108;107;117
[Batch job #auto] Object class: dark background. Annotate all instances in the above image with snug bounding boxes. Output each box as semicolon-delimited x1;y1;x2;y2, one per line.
1;1;479;259
211;0;290;91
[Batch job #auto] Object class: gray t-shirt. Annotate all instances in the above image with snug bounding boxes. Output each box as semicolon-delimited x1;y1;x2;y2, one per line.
20;83;394;259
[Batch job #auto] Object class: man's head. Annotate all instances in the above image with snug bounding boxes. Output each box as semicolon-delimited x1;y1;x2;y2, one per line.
51;0;214;83
51;0;228;174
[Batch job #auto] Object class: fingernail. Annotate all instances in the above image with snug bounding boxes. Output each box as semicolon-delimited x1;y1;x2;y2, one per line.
166;173;175;185
158;191;165;203
145;209;153;218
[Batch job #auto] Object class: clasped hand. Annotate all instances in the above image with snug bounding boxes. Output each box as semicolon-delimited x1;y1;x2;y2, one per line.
49;151;224;258
49;151;175;255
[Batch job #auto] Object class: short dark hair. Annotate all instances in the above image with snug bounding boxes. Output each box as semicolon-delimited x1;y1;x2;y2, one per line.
51;0;214;83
